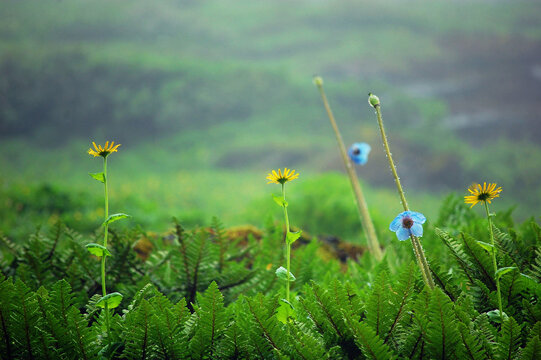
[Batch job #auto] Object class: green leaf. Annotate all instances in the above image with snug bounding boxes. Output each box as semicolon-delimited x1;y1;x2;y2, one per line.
486;309;508;323
272;194;288;207
96;292;123;309
89;172;105;183
102;213;131;227
495;267;518;280
286;230;302;244
85;243;111;257
275;266;296;282
476;240;494;252
276;299;296;323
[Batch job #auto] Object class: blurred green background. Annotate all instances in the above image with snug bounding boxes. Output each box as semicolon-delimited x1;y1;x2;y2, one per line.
1;0;540;242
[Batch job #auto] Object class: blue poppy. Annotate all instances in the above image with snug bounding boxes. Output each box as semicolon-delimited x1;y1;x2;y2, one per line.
348;142;371;165
389;211;426;241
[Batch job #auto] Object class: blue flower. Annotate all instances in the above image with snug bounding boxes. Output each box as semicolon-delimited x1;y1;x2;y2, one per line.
389;211;426;241
348;142;371;165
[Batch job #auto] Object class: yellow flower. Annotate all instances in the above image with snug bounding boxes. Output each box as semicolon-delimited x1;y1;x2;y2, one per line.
88;141;121;158
464;182;502;208
266;168;299;185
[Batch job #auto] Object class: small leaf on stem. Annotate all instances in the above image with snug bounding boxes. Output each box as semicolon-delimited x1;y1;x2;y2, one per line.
272;194;288;207
102;213;131;227
89;172;105;183
86;243;111;257
286;230;302;244
96;292;123;309
275;266;296;282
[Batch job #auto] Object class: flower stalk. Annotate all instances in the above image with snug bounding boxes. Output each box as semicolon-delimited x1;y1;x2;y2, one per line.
371;94;435;289
314;78;383;261
101;156;111;339
484;201;504;323
282;183;291;303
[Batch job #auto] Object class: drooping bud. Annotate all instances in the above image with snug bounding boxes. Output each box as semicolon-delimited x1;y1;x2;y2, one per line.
368;93;380;108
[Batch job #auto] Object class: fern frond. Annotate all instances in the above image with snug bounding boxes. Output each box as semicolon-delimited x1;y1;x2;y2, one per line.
365;271;390;338
456;322;488;360
121;298;154;359
425;288;460;359
520;321;541;360
0;276;15;359
149;292;189;359
461;233;497;290
383;262;417;345
436;228;476;284
10;279;44;359
237;293;285;358
189;281;228;359
496;316;522;360
66;306;97;360
346;318;397;360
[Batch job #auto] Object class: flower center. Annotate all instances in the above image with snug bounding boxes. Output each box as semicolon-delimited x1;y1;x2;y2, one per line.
352;147;361;155
402;217;414;229
477;193;490;201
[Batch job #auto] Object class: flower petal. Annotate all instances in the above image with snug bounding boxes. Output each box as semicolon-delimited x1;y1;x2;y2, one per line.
389;214;404;231
409;211;426;224
410;223;424;237
396;227;411;241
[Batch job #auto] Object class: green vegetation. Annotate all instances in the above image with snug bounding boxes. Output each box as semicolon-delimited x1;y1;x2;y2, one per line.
0;205;540;358
1;2;540;357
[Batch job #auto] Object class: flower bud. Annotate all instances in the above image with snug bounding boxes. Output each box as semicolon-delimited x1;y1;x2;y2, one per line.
368;93;380;108
312;76;324;87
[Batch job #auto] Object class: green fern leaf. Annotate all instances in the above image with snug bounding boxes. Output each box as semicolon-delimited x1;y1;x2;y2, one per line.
425;288;461;359
346;318;397;360
456;322;487;360
189;281;228;359
122;298;154;359
495;317;522;360
520;322;541;360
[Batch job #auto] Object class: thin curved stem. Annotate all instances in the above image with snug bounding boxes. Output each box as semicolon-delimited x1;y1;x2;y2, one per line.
316;83;382;260
374;105;434;289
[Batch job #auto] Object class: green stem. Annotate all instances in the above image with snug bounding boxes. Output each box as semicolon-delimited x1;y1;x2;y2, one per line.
101;156;111;339
484;201;503;323
374;105;435;289
316;83;383;261
282;183;291;304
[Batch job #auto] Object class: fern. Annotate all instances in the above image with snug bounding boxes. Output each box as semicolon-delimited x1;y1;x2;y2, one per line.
425;288;461;359
456;322;488;360
496;317;522;360
121;298;154;359
0;276;15;359
436;228;476;285
346;318;397;360
461;233;497;290
383;262;417;346
9;279;45;359
189;281;228;359
520;321;541;360
237;293;285;359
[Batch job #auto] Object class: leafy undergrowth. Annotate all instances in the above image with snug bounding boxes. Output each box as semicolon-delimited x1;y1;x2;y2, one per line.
0;205;540;359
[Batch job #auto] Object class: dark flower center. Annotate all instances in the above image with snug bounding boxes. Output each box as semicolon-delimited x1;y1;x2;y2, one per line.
402;217;414;229
352;147;361;155
477;193;490;201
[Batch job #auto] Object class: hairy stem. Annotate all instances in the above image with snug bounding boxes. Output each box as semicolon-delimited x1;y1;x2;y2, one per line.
374;105;435;289
316;82;382;261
